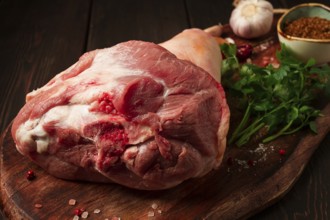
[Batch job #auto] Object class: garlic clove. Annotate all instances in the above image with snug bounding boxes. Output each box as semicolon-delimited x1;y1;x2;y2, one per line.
236;18;253;38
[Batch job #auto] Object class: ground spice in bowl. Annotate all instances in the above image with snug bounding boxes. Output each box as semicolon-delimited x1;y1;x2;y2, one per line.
284;17;330;39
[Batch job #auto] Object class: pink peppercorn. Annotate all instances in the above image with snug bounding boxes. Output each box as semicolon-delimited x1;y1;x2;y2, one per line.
227;157;233;166
279;149;286;156
247;160;256;167
26;170;36;181
74;208;85;216
236;44;253;62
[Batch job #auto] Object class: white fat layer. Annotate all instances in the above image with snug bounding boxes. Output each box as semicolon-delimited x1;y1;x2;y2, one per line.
69;49;144;103
16;118;48;153
69;49;167;104
16;105;93;154
45;105;92;129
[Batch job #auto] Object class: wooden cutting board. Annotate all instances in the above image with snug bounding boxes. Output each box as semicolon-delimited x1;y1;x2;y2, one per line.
1;24;330;220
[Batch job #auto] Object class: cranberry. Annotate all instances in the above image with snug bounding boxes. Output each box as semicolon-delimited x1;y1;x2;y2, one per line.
26;170;36;181
279;149;286;156
236;44;253;62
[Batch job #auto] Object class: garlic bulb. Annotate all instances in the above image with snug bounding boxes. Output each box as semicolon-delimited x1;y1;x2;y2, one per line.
230;0;273;39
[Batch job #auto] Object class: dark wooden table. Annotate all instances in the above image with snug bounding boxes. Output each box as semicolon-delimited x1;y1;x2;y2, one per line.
0;0;329;219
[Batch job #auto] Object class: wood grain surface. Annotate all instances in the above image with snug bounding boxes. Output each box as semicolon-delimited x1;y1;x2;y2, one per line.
1;0;330;219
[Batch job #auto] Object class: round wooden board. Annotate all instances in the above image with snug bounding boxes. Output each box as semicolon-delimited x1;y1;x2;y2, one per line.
1;24;330;220
1;105;329;220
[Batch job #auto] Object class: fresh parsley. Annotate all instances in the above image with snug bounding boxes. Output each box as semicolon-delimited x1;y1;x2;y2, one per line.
221;43;330;147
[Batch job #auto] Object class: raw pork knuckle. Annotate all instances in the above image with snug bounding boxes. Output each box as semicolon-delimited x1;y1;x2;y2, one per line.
11;29;230;190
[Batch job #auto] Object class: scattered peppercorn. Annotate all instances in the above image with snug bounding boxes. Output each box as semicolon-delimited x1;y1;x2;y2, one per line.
284;17;330;39
227;156;234;166
279;149;286;156
236;44;253;62
74;208;85;217
26;170;36;181
247;159;256;167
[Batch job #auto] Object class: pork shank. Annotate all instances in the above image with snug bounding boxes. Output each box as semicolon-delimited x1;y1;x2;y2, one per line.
11;28;230;190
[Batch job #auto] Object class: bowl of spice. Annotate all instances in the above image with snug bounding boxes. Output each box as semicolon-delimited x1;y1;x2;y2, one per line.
277;3;330;64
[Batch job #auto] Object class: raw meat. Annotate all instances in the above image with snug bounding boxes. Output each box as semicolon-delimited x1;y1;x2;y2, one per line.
11;28;230;190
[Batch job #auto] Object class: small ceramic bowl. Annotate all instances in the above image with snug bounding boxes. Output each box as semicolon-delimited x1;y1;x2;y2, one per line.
277;3;330;64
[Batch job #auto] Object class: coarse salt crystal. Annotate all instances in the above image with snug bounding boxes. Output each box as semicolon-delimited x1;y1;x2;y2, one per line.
158;210;162;214
81;211;89;218
151;203;158;209
236;159;249;169
69;199;77;206
258;153;268;162
73;215;79;220
260;44;268;51
254;143;267;154
148;211;155;217
94;209;101;214
34;203;43;209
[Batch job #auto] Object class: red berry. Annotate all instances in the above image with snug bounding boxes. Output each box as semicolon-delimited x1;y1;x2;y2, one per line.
74;208;85;216
26;170;36;181
236;44;253;62
279;149;286;156
247;160;256;167
227;157;233;166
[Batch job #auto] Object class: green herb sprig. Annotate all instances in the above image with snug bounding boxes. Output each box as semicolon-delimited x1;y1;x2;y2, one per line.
221;43;330;147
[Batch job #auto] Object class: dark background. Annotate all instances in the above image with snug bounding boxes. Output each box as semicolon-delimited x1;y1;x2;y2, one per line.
0;0;329;219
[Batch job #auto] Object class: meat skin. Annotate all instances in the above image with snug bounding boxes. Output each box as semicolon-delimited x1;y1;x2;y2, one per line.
11;29;230;190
